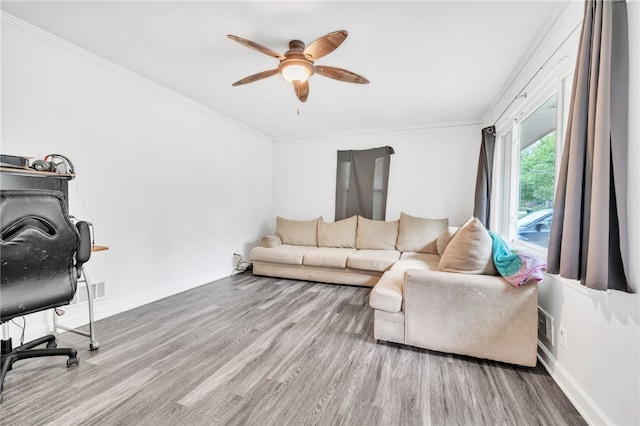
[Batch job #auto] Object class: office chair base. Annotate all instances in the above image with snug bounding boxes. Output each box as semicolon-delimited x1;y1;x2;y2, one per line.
0;335;79;404
52;267;100;351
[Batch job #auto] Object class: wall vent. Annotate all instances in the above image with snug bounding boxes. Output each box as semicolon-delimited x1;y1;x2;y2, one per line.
538;307;555;346
71;282;105;305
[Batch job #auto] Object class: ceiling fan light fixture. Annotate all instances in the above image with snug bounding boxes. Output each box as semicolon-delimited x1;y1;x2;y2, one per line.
228;31;368;104
279;59;314;83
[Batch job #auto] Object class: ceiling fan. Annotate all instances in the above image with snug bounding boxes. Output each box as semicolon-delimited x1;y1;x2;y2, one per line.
227;30;369;103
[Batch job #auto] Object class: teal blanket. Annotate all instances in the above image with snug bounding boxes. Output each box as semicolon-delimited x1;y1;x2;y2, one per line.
488;230;546;287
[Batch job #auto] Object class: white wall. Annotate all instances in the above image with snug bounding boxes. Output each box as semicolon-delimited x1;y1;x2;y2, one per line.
1;15;272;339
3;5;638;424
486;3;639;425
270;124;481;228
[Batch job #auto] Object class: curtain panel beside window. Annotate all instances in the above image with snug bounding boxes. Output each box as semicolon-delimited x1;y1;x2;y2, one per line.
473;126;496;228
335;146;394;221
547;0;629;292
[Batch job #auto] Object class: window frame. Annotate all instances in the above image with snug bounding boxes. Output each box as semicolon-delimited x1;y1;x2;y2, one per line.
493;65;574;253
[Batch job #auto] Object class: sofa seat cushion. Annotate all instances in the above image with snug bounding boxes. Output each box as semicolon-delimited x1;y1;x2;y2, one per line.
303;247;358;269
250;245;318;266
400;252;441;263
347;249;401;272
369;271;404;313
390;253;440;273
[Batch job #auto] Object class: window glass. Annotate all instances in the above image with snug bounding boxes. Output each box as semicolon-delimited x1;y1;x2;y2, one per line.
517;95;557;248
336;161;351;220
495;130;512;235
372;157;385;220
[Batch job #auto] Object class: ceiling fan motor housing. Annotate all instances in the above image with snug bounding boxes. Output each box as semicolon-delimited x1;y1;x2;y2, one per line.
278;40;315;82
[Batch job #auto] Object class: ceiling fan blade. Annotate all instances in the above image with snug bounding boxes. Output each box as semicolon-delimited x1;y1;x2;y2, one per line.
227;34;285;59
315;66;369;84
232;69;280;86
304;30;348;61
293;80;309;102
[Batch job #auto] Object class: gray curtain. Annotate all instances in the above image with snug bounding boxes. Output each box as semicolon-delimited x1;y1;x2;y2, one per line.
335;146;394;221
473;126;496;228
547;0;629;292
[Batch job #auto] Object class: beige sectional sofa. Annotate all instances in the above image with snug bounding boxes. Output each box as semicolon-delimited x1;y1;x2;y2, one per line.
250;214;443;286
250;213;539;367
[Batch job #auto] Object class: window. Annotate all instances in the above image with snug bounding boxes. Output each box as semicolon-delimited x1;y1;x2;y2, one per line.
494;71;573;251
517;95;557;248
335;146;394;221
372;156;386;220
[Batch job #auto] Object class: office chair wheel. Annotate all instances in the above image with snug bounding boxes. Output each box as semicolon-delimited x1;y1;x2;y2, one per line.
89;341;99;351
67;356;79;368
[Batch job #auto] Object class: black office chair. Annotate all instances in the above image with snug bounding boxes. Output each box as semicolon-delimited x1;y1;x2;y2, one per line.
0;189;91;403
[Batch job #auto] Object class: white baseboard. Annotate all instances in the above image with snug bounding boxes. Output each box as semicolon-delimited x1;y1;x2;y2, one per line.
537;342;613;426
6;277;220;346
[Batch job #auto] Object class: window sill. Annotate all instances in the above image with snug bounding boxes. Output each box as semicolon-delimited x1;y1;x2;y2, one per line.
508;239;611;302
509;239;548;259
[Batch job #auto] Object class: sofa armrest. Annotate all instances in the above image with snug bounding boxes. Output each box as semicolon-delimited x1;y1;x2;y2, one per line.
403;269;539;367
261;235;282;248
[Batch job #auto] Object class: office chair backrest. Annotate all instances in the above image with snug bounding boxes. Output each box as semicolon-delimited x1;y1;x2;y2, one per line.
1;190;86;322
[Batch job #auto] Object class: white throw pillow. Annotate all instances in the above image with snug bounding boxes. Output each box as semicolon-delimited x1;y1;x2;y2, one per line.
438;217;497;275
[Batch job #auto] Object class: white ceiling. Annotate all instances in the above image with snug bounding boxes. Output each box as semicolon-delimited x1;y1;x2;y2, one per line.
1;1;567;140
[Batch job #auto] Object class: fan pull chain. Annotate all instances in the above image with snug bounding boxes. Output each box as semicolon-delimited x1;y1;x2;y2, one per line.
297;101;300;115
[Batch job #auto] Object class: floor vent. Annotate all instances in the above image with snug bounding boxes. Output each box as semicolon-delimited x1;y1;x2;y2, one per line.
71;282;105;305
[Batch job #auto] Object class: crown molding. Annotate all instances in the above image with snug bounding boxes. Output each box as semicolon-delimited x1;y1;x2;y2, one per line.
271;120;482;143
0;11;271;141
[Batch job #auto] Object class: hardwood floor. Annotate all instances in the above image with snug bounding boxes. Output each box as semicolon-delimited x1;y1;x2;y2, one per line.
0;273;586;425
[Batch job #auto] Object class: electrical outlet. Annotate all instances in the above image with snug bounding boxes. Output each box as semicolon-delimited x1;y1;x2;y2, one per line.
558;326;568;348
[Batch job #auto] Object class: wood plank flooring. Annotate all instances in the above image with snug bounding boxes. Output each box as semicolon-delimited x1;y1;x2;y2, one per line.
0;273;586;425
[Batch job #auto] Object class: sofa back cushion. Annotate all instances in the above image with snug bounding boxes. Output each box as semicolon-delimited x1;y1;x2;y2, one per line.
396;212;449;253
436;226;459;256
438;217;498;275
356;216;399;250
318;216;357;248
275;216;321;246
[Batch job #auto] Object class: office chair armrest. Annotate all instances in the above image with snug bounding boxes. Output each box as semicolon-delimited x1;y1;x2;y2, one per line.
75;221;92;275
